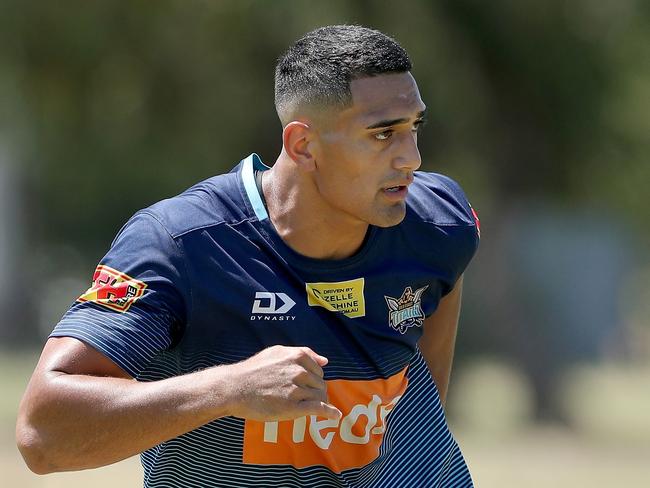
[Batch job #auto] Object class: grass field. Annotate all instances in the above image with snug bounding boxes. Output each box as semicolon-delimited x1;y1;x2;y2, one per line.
3;350;649;487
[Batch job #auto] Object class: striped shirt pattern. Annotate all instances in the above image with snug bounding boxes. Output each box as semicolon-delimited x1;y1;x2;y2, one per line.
131;351;472;487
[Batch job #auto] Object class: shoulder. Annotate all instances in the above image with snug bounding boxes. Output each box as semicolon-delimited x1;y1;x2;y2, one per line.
399;171;480;286
405;171;476;228
135;171;252;240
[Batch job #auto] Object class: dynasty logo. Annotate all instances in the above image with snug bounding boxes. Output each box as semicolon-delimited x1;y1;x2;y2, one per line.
384;285;429;334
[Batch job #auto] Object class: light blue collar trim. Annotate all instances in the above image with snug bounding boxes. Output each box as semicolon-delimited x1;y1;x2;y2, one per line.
241;153;270;221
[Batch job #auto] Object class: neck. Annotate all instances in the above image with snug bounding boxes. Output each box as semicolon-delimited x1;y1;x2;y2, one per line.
263;152;369;260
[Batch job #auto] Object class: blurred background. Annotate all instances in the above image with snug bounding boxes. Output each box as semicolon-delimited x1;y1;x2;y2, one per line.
1;0;649;486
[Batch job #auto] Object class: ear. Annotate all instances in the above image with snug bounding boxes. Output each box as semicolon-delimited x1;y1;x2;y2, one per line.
282;121;316;172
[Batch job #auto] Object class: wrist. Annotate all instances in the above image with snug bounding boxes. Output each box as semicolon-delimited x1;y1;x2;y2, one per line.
205;363;241;419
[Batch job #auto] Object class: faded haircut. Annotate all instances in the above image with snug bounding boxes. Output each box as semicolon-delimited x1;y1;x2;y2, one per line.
274;25;412;125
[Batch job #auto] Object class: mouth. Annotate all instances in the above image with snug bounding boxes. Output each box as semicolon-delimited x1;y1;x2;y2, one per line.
384;185;406;192
381;184;409;200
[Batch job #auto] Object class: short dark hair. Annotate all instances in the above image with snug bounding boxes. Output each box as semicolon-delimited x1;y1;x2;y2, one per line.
275;25;412;123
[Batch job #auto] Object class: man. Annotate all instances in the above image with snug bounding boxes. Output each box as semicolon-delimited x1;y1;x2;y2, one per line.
17;25;479;486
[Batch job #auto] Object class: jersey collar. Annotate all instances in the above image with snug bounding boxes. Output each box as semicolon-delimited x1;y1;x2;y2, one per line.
241;153;270;221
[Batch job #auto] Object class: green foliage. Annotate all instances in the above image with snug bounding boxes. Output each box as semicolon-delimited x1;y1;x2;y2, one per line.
0;0;648;254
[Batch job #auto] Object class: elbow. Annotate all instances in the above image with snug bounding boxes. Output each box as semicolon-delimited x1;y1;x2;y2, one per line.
16;417;58;475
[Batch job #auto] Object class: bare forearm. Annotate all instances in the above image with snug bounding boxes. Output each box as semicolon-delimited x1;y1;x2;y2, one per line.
16;366;232;474
419;276;464;408
17;344;340;475
427;347;455;406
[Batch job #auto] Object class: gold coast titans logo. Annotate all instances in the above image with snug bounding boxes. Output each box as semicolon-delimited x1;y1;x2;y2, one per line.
384;285;429;334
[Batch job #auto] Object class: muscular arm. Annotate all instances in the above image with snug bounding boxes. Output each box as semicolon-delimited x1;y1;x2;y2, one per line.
418;275;464;407
16;337;340;474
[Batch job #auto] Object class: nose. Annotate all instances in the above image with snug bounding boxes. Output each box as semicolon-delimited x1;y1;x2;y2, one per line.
392;132;421;172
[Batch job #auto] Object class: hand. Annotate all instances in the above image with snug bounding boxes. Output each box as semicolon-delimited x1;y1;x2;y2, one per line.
224;345;342;422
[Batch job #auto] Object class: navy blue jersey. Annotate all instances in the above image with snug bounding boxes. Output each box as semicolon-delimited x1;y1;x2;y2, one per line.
52;154;479;487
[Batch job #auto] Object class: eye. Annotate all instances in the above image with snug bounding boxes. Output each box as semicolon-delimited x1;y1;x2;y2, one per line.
374;130;393;141
412;118;427;133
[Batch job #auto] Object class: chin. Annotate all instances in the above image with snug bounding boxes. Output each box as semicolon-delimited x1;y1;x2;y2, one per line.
371;205;407;228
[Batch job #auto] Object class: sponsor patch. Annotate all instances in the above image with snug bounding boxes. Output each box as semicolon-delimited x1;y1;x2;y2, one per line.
77;264;147;313
385;285;428;334
306;278;365;318
243;367;408;473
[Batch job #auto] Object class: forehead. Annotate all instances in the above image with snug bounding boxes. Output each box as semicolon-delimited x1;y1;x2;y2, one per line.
345;72;425;124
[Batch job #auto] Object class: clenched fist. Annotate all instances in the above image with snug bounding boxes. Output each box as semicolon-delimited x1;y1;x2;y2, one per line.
223;345;342;422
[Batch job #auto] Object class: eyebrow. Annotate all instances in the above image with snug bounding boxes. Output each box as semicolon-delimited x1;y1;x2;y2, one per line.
365;109;428;130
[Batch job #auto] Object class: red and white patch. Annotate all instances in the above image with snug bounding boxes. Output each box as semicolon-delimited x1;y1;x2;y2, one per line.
77;265;147;313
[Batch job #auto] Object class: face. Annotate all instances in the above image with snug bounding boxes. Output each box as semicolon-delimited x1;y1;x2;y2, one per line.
311;72;426;228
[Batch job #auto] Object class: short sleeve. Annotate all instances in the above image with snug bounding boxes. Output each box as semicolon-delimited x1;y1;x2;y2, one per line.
50;211;190;377
435;175;480;289
406;172;480;296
